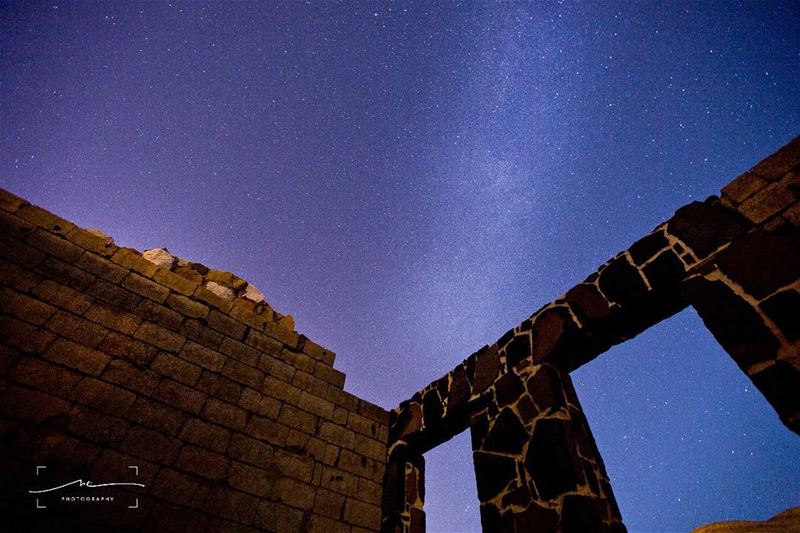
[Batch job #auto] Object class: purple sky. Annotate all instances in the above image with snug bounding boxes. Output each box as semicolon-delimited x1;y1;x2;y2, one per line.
2;2;799;531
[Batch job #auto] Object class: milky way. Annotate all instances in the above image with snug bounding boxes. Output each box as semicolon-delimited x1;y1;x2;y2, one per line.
2;2;799;531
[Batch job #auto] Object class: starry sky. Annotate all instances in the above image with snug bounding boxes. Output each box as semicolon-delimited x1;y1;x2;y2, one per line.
1;1;799;532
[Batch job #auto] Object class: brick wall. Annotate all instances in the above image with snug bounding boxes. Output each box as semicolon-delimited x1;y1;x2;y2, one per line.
0;189;388;533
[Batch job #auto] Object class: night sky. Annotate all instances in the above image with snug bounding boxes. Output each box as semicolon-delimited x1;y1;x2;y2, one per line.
2;2;799;532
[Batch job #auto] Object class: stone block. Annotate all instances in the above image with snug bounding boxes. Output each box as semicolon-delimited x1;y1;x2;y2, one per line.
207;310;247;340
176;444;230;481
222;359;264;388
0;258;41;291
666;200;748;258
298;391;335;420
314;487;345;519
134;299;184;330
153;267;199;296
70;377;137;414
246;328;283;355
98;331;158;366
307;514;350;533
344;498;382;529
761;289;800;341
738;178;797;224
749;135;800;181
239;387;281;418
180;340;225;371
274;448;315;482
314;361;346;389
101;359;160;395
154;378;206;414
180;418;231;453
76;251;128;282
195;371;244;404
122;272;170;303
31;279;93;314
44;338;111;375
254;501;304;533
87;278;141;311
16;204;74;234
228;433;275;469
353;433;386;462
151;352;202;385
64;227;117;256
274;477;316;510
319;421;355;449
0;286;56;325
150;468;210;507
111;248;159;278
721;172;768;203
228;461;273;497
716;232;800;299
126;396;185;435
67;406;130;446
263;376;302;404
134;321;185;352
166;292;209;319
46;310;108;347
244;415;289;447
9;357;81;397
25;228;83;262
0;315;55;353
0;187;28;212
0;384;71;423
203;398;248;430
219;337;260;366
279;404;318;434
84;302;141;334
180;318;225;349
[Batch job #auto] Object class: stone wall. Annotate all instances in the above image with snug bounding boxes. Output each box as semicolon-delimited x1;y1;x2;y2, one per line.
382;136;800;533
0;191;388;532
1;136;797;533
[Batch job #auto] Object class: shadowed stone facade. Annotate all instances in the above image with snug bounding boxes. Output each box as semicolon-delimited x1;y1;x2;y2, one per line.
0;136;797;532
382;136;800;533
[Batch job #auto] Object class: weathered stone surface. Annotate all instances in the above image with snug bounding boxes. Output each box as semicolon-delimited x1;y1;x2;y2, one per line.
206;280;235;300
494;371;525;408
667;200;748;258
722;172;768;204
641;249;685;290
142;247;176;269
598;256;648;305
530;308;565;363
560;495;606;533
472;345;501;395
525;418;584;500
505;333;532;368
473;451;516;501
750;362;800;423
760;289;800;341
482;409;528;454
716;231;800;299
243;283;266;303
683;277;779;368
566;284;610;322
628;231;668;265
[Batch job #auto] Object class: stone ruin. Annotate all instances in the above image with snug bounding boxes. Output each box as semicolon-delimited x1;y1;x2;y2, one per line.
0;136;798;532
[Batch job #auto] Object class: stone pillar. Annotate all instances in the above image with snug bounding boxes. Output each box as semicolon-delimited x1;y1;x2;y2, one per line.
470;363;624;533
381;443;425;533
682;230;800;435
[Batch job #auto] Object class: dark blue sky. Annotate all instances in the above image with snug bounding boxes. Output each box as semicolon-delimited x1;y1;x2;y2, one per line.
2;2;798;531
